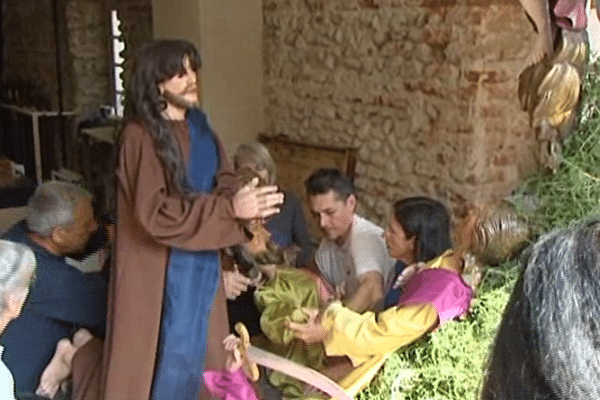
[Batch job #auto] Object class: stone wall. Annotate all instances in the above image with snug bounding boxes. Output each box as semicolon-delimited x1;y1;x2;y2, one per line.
263;0;541;223
66;0;112;112
3;0;152;113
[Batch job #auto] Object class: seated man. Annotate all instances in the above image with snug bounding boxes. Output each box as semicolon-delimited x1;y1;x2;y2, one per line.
0;181;109;399
305;168;395;313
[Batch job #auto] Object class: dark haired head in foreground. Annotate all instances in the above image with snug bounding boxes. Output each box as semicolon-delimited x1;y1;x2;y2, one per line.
481;219;600;400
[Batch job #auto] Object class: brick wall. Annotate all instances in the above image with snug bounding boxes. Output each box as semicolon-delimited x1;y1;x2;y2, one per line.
263;0;540;223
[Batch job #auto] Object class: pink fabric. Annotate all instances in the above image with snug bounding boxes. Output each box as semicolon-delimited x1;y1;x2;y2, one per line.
303;269;335;302
553;0;587;31
398;268;473;325
203;369;259;400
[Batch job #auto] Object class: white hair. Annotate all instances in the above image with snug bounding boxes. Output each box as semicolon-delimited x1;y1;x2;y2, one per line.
26;181;92;236
233;142;277;185
0;240;35;313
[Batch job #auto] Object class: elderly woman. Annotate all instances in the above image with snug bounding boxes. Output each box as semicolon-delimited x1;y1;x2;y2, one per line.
225;143;315;334
233;142;314;267
0;240;36;400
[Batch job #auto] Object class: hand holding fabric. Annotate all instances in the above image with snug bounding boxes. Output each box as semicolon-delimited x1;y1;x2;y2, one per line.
232;178;284;219
224;269;252;300
287;307;328;344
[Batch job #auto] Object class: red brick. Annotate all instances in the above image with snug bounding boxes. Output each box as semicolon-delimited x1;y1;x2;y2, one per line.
421;0;457;8
492;153;510;166
357;0;379;9
465;70;481;82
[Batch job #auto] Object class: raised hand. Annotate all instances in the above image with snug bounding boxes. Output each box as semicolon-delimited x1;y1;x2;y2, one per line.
232;177;284;220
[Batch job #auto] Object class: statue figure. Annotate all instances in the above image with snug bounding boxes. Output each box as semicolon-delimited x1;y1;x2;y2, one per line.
517;0;597;171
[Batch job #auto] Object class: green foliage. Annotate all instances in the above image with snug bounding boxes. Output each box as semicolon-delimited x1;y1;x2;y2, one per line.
356;263;519;400
357;62;600;400
519;61;600;234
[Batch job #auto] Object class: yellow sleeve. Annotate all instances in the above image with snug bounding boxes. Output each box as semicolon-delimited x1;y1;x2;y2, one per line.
322;301;438;366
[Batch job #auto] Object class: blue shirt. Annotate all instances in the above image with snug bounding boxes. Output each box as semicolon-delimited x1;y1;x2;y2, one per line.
265;189;315;267
384;260;407;308
0;222;108;396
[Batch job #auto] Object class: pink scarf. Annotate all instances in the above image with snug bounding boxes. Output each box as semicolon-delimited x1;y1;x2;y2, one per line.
203;369;259;400
398;268;473;325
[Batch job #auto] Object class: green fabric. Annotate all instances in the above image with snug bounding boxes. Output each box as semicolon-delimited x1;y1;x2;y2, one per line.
254;268;326;398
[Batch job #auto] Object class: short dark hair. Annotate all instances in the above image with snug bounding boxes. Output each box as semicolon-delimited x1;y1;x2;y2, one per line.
481;219;600;400
392;197;452;262
304;168;355;200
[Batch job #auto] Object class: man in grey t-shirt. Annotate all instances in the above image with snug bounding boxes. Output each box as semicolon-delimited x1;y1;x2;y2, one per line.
305;168;394;313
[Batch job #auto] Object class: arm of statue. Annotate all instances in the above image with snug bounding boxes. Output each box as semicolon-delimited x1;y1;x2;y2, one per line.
117;124;281;250
518;0;555;64
344;270;384;313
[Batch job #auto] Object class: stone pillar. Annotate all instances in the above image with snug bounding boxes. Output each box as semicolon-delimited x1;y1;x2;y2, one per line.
152;0;265;152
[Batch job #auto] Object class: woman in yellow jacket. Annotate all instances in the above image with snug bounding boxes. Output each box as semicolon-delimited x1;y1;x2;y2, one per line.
288;200;528;367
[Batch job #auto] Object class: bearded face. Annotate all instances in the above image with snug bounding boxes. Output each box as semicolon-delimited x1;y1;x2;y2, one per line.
158;55;201;112
162;86;199;110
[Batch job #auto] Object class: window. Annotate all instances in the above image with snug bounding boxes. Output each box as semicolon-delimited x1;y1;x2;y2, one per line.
110;10;125;117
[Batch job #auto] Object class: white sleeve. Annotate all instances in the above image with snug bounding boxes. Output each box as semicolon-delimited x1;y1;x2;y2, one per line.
350;230;390;278
314;240;328;277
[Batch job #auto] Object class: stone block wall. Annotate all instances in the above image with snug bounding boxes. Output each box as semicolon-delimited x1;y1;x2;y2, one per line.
263;0;541;224
3;0;152;113
66;0;112;112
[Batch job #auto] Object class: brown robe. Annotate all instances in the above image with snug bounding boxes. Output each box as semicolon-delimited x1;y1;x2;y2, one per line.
97;120;247;399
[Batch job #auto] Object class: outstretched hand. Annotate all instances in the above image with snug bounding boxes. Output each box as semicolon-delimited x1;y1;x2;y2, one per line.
223;268;253;300
233;178;284;220
392;262;428;290
223;334;243;372
286;308;328;344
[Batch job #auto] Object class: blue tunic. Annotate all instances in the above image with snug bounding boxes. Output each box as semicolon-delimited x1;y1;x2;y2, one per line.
151;109;222;400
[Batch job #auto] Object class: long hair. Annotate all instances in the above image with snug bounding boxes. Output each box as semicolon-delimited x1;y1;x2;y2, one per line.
481;220;600;399
122;39;201;196
392;196;452;262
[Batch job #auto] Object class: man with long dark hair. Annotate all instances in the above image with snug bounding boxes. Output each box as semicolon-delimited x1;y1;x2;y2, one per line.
103;39;283;400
